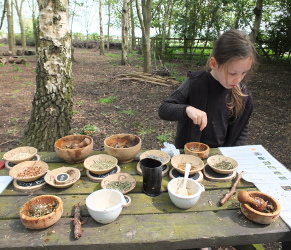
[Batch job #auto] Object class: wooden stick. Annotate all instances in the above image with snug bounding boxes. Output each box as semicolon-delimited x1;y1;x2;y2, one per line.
72;203;86;239
220;171;245;206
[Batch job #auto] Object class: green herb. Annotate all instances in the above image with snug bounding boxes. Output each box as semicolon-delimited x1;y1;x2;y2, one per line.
214;160;234;170
106;181;132;192
91;160;114;170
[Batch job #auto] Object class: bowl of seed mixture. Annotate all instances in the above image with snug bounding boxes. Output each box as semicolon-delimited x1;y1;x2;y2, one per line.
139;150;171;165
207;155;238;174
101;173;136;194
84;154;118;174
3;146;37;164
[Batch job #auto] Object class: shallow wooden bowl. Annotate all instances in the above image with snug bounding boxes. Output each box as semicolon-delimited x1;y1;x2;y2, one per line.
101;173;136;194
84;154;118;174
171;154;204;175
207;155;238;174
104;133;141;163
139;150;171;165
19;195;63;230
9;160;48;182
184;142;210;159
3;146;37;164
239;191;281;224
44;167;81;188
54;135;93;164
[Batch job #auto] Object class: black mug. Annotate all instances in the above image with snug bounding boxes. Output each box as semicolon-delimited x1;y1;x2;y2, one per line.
140;158;162;196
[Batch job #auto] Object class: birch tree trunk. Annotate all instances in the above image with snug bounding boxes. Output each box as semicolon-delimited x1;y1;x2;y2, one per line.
136;0;152;73
22;0;73;151
121;0;129;65
14;0;27;51
99;0;105;55
249;0;264;43
107;2;111;50
130;2;136;50
6;0;14;54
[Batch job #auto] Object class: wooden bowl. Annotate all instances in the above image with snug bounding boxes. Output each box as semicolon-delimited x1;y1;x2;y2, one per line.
104;134;141;163
9;160;48;182
84;154;118;174
239;191;281;224
139;150;171;165
19;195;63;230
101;173;136;194
184;142;210;159
44;167;81;188
3;146;37;164
207;155;238;174
171;154;204;175
54;135;93;164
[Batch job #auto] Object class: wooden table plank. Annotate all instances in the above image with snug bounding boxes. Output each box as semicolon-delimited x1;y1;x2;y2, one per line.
0;210;290;250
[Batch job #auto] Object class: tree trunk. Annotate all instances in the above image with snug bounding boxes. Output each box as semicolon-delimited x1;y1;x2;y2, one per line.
14;0;27;50
136;0;152;73
0;0;8;30
249;0;264;43
107;2;110;50
99;0;105;55
121;0;129;65
6;0;14;54
22;0;73;151
130;2;136;50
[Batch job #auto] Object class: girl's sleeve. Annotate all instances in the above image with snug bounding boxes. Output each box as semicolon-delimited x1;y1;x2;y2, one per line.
158;78;191;121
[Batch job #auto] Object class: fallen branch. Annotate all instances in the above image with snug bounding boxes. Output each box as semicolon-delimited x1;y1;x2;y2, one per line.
72;203;86;239
220;171;245;206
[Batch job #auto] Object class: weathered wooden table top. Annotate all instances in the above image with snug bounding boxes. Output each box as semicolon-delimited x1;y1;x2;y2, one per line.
0;149;290;250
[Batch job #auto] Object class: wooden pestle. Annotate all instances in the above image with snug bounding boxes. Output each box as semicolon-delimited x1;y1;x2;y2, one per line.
237;190;267;211
74;138;91;148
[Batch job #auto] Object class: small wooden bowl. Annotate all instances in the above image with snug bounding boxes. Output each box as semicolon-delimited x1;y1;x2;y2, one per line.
19;195;63;230
9;160;48;182
84;154;118;174
44;167;81;188
184;142;210;159
171;154;204;175
207;155;238;174
239;191;281;224
54;135;93;164
139;150;171;165
101;173;136;194
104;133;141;163
3;146;37;164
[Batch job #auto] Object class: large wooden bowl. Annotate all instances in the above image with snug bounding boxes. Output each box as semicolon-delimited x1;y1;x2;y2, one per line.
171;154;204;175
239;191;281;224
19;195;63;230
9;160;48;182
184;142;210;159
54;135;93;164
104;134;141;163
3;146;37;164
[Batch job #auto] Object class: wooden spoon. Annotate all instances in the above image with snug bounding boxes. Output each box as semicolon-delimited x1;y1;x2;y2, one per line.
177;163;191;196
237;190;267;211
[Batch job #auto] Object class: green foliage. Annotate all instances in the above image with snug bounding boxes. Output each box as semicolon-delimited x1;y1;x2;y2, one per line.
120;109;135;115
71;124;99;135
156;132;175;143
99;96;117;104
13;66;21;72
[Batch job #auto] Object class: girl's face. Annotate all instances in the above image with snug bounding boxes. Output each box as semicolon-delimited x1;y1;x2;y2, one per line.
209;57;253;89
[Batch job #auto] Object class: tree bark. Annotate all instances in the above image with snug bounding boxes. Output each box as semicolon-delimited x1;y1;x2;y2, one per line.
22;0;73;151
6;0;14;54
14;0;27;50
136;0;152;73
121;0;129;65
249;0;264;43
99;0;105;55
130;2;136;50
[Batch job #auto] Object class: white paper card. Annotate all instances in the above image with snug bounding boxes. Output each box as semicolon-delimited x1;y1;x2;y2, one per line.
0;176;13;194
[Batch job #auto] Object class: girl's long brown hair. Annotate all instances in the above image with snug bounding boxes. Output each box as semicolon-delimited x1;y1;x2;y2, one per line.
207;29;257;117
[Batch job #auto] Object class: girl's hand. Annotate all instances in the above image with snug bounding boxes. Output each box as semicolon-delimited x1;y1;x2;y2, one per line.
186;106;207;131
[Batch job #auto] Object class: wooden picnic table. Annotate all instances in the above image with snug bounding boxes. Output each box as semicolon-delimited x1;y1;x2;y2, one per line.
0;148;290;249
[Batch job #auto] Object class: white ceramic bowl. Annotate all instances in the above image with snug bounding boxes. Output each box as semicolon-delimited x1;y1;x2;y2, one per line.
86;189;128;224
167;178;205;209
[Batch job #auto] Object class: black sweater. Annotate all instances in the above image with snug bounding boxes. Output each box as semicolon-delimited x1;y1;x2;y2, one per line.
158;71;253;149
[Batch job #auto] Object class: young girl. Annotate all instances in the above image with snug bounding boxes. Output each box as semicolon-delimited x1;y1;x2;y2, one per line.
158;29;257;149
